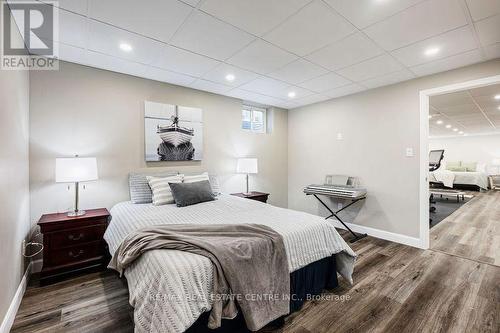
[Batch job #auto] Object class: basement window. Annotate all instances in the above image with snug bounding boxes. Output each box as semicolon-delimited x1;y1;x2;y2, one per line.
242;105;267;134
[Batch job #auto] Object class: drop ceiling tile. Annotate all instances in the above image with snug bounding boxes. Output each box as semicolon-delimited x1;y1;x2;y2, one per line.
391;26;476;67
410;49;483;76
227;39;297;74
30;6;87;48
475;14;500;46
466;0;500;22
88;21;164;64
293;93;331;107
200;0;310;36
469;83;500;97
264;0;356;56
170;11;255;60
323;83;366;98
202;64;259;87
179;0;201;7
336;54;403;82
143;67;196;86
89;0;192;43
151;45;220;77
430;91;472;107
305;32;384;71
84;51;149;77
40;0;88;15
363;0;467;51
484;42;500;60
268;59;328;84
228;89;288;107
285;86;315;100
239;76;290;97
324;0;424;29
298;72;352;93
57;43;86;64
361;69;415;89
189;79;233;94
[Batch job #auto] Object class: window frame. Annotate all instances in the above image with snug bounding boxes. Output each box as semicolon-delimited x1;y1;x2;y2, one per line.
242;104;267;134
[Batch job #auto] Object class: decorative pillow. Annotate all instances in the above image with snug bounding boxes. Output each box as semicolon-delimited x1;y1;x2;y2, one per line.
183;172;210;183
462;162;477;172
129;171;178;204
147;175;183;205
208;174;222;196
447;166;467;172
446;161;461;171
169;180;215;207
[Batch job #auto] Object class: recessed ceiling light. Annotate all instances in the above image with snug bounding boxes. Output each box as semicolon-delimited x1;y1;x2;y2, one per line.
453;128;458;132
424;47;440;56
463;133;468;136
288;91;296;98
225;74;235;82
494;94;500;100
459;131;464;134
436;120;443;125
445;124;452;129
428;115;433;119
497;106;500;110
119;43;132;52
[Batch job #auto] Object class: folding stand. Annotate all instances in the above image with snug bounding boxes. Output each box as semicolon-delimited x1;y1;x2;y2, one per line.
308;193;368;243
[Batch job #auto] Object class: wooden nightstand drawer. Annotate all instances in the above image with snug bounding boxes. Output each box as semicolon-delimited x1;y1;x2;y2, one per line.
49;241;104;267
50;225;107;249
38;208;110;285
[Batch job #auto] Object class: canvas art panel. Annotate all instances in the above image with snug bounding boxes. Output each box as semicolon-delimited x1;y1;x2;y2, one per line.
145;101;203;161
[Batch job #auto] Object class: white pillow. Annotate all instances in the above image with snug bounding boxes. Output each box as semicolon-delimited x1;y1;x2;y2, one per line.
183;172;210;183
147;174;183;205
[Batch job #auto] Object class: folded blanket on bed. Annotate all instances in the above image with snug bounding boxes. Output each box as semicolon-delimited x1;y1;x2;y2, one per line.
108;223;290;331
431;170;455;188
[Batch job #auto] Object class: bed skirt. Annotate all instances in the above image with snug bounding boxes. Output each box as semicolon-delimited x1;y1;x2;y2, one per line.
185;255;338;333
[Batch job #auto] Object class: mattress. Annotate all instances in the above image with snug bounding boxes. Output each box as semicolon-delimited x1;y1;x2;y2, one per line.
430;171;489;190
104;194;356;333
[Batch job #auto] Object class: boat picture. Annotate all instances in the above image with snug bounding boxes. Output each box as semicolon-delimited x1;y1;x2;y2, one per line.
144;101;203;162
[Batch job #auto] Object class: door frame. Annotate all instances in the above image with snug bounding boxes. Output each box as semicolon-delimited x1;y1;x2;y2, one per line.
418;74;500;249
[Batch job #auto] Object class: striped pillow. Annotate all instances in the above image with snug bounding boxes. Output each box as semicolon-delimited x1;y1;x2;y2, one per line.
129;171;178;204
183;172;210;183
147;175;183;205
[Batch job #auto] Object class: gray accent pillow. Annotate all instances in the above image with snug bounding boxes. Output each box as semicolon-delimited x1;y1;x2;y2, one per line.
168;180;216;207
129;171;178;204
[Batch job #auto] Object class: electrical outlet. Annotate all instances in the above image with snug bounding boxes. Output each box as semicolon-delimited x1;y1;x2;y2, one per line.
337;202;343;210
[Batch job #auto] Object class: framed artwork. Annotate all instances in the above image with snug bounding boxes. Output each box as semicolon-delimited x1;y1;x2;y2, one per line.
144;101;203;161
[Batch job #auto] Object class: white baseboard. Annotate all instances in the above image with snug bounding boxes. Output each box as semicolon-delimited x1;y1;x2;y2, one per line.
331;220;423;249
0;262;32;333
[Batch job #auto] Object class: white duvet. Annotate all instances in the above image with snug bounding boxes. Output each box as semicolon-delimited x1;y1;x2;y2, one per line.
430;170;489;190
104;195;356;333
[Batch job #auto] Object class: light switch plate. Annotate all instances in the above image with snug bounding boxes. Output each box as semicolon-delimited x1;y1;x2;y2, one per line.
406;147;414;157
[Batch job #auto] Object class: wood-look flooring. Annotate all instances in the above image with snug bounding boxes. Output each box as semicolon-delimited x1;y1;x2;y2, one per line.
12;193;500;333
431;190;500;266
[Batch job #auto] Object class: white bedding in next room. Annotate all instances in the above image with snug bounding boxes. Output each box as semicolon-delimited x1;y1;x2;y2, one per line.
104;194;356;333
429;170;489;190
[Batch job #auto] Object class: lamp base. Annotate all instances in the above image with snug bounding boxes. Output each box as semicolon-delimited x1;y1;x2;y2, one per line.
67;210;86;217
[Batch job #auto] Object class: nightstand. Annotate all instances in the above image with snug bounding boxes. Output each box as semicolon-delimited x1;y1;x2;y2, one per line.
231;191;269;203
37;208;110;285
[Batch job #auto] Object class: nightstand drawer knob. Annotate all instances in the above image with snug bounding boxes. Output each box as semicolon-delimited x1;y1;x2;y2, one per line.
68;233;84;241
68;250;84;258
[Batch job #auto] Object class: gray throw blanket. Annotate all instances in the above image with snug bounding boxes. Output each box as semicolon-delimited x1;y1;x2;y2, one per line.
108;224;290;331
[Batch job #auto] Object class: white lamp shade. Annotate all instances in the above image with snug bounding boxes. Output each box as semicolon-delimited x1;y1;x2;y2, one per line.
237;158;258;174
56;157;98;183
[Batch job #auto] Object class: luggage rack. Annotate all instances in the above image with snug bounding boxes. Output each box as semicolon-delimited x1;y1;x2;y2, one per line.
304;182;368;243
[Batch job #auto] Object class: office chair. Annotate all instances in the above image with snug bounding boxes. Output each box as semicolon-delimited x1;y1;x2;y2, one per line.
429;150;444;223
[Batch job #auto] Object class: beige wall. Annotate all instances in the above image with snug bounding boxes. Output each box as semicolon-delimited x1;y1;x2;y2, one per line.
430;134;500;174
288;59;500;239
29;61;288;223
0;7;30;326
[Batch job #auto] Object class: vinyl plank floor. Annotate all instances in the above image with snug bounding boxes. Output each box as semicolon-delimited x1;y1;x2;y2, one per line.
11;211;499;332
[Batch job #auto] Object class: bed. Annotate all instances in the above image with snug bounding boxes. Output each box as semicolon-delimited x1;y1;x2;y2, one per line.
104;194;356;333
429;170;489;190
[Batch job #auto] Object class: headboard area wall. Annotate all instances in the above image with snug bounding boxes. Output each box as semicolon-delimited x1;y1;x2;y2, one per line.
29;61;289;223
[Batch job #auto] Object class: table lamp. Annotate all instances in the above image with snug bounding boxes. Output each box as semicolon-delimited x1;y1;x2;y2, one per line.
237;158;258;195
56;156;98;217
